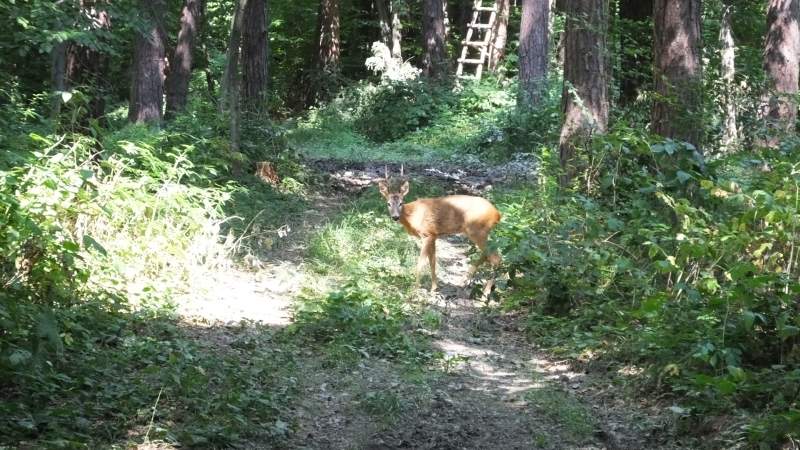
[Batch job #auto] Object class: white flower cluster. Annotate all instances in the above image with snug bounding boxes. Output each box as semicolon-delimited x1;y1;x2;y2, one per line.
365;42;421;83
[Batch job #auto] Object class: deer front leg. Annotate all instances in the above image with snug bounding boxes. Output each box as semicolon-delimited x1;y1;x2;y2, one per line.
416;236;437;292
426;237;437;292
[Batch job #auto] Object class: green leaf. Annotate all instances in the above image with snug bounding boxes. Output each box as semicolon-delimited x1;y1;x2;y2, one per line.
82;235;107;256
8;349;32;366
62;240;80;252
676;171;692;183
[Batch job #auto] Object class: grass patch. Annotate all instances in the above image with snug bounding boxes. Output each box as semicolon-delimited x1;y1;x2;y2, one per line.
525;388;596;443
358;390;406;424
291;184;455;367
0;305;296;448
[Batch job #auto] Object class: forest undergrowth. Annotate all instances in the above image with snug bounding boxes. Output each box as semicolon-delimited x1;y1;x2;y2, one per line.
1;76;799;449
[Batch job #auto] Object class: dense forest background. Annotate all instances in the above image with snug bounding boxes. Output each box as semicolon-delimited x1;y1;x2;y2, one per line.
1;0;800;448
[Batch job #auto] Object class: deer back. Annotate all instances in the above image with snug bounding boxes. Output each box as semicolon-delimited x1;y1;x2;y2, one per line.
400;195;501;238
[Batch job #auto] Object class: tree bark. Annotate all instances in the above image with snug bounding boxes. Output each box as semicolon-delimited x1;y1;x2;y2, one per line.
618;0;652;105
391;4;403;58
720;3;738;150
376;0;393;49
129;0;167;124
51;41;68;120
488;0;510;72
762;0;800;141
317;0;341;75
558;0;608;187
518;0;549;107
165;0;203;119
652;0;702;149
241;0;269;113
222;0;247;112
222;0;247;172
377;0;403;58
57;2;111;123
422;0;447;77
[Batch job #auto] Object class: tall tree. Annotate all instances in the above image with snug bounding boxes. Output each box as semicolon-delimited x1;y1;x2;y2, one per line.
165;0;203;119
422;0;447;77
719;3;738;150
51;41;68;120
376;0;403;58
762;0;799;141
558;0;608;187
517;0;549;107
129;0;167;124
652;0;702;149
391;2;403;58
241;0;269;112
222;0;247;163
317;0;341;75
376;0;393;49
51;1;111;122
618;0;652;105
488;0;510;72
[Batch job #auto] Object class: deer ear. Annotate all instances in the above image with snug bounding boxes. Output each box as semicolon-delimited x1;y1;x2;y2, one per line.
400;180;409;196
378;180;389;197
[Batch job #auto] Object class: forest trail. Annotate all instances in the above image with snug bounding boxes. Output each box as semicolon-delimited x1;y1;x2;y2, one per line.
176;162;675;450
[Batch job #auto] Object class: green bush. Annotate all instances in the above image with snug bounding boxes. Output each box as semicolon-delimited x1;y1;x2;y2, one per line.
494;125;800;447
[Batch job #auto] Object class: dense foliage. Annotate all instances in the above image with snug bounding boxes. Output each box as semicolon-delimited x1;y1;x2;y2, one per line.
1;0;799;447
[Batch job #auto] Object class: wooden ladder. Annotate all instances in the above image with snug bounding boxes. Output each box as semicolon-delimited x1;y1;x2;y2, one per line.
456;0;497;80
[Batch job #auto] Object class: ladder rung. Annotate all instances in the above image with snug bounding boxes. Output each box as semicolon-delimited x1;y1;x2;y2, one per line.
468;23;492;29
458;58;483;64
462;40;488;47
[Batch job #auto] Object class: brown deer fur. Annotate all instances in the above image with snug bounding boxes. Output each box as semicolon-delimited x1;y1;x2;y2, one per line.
378;175;501;292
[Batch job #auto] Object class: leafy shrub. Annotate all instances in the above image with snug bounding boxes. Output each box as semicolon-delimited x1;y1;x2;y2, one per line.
494;125;800;447
355;80;451;142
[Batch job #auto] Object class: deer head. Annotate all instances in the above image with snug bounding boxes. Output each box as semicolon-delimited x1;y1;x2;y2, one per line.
378;165;409;221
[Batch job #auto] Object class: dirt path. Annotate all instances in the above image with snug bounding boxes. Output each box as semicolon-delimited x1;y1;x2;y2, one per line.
175;164;680;450
285;236;660;449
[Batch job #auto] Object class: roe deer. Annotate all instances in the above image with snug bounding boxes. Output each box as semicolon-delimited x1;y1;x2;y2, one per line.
377;169;502;292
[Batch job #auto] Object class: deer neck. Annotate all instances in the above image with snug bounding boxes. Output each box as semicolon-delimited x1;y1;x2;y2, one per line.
397;202;418;236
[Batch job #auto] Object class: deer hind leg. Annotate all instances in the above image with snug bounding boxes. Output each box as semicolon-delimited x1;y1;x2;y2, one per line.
466;227;501;280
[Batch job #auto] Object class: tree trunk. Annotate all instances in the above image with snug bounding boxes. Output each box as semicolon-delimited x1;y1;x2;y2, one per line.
762;0;800;142
422;0;447;77
317;0;341;75
241;0;269;113
223;0;247;172
222;0;247;112
377;0;403;58
58;2;111;123
488;0;510;72
720;3;738;150
165;0;203;119
443;0;450;39
558;0;608;187
376;0;393;48
458;0;470;39
391;4;403;58
518;0;549;107
129;0;167;124
652;0;702;149
618;0;652;105
51;41;68;120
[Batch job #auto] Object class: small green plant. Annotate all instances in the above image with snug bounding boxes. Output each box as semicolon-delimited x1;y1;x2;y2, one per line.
359;390;405;423
525;388;595;442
